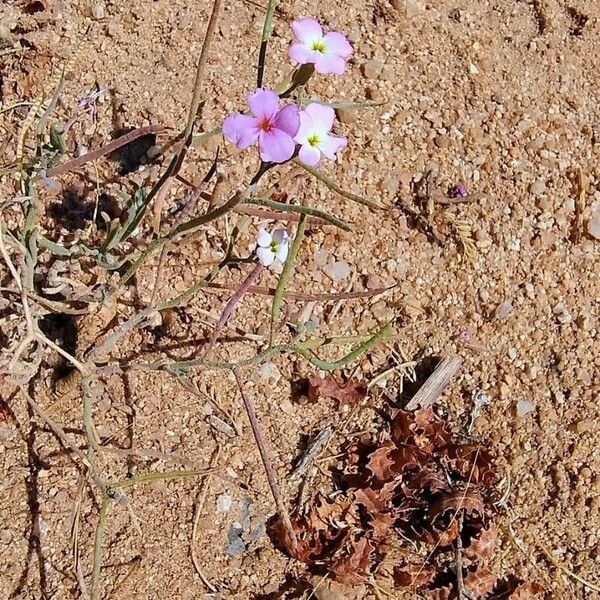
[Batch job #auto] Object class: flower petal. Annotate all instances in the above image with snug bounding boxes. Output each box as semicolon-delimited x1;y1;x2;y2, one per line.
294;109;315;144
289;42;318;65
314;53;346;75
256;247;275;266
248;88;280;120
304;102;335;134
272;229;289;245
273;104;300;137
291;17;323;44
319;133;347;161
222;113;259;149
275;241;289;263
298;143;321;166
258;129;296;163
323;32;353;58
256;228;272;248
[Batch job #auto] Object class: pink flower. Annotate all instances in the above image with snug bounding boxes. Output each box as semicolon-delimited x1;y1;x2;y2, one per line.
289;17;352;75
222;88;300;163
255;228;289;267
294;103;347;166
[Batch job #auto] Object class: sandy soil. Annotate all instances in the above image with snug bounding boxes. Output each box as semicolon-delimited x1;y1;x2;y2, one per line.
0;0;599;598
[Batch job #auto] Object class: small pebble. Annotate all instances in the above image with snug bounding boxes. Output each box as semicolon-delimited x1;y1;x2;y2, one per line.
37;177;62;196
494;300;513;320
91;2;105;19
587;208;600;240
516;399;535;417
362;60;384;79
336;107;356;124
324;260;351;281
314;248;329;267
216;493;232;513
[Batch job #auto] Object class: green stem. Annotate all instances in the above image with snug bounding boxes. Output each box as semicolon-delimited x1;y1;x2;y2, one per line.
256;0;278;88
270;214;307;346
295;321;393;370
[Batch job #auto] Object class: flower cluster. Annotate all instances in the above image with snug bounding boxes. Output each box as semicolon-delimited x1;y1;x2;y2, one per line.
223;16;351;167
222;17;353;268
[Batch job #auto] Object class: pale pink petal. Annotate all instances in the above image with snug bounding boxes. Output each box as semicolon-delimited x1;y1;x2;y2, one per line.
248;88;280;120
314;53;346;75
294;110;315;144
304;102;335;134
275;242;289;263
319;134;347;160
291;17;323;44
323;32;353;58
222;113;260;149
272;229;289;245
257;228;272;248
256;247;275;266
298;144;321;166
289;42;318;65
273;104;300;137
258;129;296;163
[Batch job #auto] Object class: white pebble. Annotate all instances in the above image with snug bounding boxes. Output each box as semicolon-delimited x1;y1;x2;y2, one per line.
216;493;232;513
314;248;329;267
92;2;105;19
324;260;351;281
587;208;600;240
516;399;535;417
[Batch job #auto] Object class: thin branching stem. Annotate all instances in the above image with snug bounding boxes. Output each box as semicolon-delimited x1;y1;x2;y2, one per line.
233;367;298;551
270;214;307;346
256;0;279;88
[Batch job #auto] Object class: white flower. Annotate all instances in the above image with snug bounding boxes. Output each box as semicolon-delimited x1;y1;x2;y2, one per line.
255;228;289;267
294;102;347;166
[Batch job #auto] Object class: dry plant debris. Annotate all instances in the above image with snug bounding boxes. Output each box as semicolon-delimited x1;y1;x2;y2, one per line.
273;405;543;599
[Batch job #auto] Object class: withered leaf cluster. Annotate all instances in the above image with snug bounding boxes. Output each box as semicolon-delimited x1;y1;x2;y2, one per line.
273;407;543;599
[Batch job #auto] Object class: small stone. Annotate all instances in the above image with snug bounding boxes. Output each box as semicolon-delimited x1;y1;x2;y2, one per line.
516;399;535;417
494;300;513;320
405;0;424;18
216;493;232;513
574;419;594;434
587;208;600;239
362;60;384;79
365;86;381;102
37;177;62;196
324;260;351;281
530;179;546;196
434;135;449;149
314;248;329;267
257;361;281;385
91;2;105;19
336;108;355;124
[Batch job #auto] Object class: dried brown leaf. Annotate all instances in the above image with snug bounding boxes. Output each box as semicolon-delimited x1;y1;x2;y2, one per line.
391;407;452;452
330;534;375;585
464;521;498;560
308;375;367;407
464;565;497;596
394;561;437;588
366;441;397;481
430;488;486;521
444;443;497;487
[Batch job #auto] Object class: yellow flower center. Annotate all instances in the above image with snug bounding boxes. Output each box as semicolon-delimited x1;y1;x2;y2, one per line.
310;39;327;53
308;133;321;147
